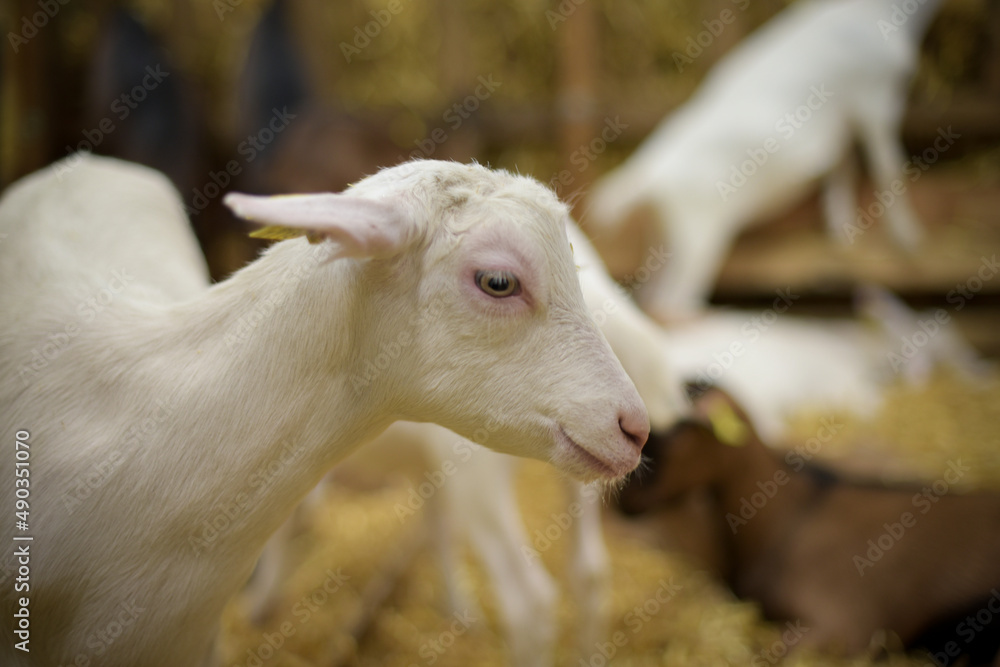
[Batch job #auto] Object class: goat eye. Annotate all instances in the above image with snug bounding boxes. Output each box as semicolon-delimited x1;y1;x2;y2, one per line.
475;270;520;298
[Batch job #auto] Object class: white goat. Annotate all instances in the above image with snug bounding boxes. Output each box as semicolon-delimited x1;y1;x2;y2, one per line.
663;310;895;442
587;0;942;319
246;221;687;667
660;287;989;443
0;155;649;667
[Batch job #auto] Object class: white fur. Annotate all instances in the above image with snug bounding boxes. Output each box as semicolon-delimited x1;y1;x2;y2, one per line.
0;155;649;666
587;0;941;319
566;222;688;432
660;287;989;442
246;222;688;666
663;311;892;441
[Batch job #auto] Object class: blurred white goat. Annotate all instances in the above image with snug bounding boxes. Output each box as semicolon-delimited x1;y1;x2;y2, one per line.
588;0;943;319
662;286;990;442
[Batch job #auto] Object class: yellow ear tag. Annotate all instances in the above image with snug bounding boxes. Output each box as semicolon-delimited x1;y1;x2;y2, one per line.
249;226;325;244
706;402;749;447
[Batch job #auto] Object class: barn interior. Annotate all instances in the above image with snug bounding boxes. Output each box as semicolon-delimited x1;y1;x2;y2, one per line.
3;0;1000;665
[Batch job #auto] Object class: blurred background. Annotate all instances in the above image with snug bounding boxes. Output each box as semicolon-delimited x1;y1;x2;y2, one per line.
3;1;1000;666
3;0;999;342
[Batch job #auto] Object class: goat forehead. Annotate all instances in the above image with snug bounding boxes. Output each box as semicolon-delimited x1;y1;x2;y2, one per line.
355;160;580;296
435;175;567;242
355;160;567;233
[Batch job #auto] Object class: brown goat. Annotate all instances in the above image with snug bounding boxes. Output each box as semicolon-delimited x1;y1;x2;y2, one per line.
618;388;1000;663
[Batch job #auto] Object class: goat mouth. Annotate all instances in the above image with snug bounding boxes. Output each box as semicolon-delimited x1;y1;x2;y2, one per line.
556;426;620;479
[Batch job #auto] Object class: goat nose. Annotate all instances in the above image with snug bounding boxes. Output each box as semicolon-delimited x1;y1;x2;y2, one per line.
619;407;649;450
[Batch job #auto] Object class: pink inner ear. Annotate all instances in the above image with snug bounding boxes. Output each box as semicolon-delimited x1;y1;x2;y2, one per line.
223;192;409;259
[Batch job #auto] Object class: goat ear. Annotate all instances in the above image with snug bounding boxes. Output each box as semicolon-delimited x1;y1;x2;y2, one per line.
690;389;750;447
223;192;411;260
704;401;749;447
